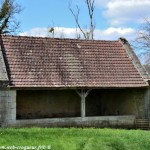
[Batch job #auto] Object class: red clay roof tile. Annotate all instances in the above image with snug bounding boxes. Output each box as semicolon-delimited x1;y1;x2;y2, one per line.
0;35;148;88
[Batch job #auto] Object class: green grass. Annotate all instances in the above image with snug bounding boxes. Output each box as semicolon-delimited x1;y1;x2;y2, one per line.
0;128;150;150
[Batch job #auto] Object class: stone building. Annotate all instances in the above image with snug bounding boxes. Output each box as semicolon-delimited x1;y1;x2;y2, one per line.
0;35;149;128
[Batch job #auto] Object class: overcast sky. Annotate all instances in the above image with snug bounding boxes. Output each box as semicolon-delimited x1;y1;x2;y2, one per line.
17;0;150;41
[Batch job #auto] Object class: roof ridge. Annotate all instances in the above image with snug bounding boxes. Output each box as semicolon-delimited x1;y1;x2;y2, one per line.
1;34;118;42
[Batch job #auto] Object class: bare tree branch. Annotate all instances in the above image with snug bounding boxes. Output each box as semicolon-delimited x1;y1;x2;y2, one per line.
69;0;95;40
132;18;150;64
86;0;95;39
68;4;87;39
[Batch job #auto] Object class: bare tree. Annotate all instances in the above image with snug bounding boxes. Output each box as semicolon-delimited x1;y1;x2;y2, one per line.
0;0;21;34
69;0;95;40
133;18;150;64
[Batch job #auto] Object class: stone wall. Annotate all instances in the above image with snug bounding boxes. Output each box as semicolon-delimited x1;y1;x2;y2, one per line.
16;88;147;120
9;116;136;128
144;88;150;119
0;90;16;126
86;89;146;118
17;90;80;119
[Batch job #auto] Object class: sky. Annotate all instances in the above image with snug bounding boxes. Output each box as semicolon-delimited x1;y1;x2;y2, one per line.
16;0;150;41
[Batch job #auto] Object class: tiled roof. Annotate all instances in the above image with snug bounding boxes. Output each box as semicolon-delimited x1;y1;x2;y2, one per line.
0;35;148;88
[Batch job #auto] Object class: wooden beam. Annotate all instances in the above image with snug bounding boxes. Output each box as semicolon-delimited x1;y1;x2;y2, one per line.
75;90;81;97
85;89;92;98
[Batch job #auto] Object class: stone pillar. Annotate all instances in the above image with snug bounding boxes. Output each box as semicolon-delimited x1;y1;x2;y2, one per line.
144;88;150;119
0;90;16;126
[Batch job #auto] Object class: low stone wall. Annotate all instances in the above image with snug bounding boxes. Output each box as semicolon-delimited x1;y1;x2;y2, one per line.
3;116;136;128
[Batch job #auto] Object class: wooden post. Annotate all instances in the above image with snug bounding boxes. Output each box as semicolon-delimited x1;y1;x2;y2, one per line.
76;89;92;118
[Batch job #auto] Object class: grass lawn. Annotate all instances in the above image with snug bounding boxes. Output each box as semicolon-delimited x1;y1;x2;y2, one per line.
0;128;150;150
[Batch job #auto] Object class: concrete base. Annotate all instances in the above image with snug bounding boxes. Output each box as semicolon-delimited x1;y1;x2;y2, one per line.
2;115;136;128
